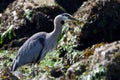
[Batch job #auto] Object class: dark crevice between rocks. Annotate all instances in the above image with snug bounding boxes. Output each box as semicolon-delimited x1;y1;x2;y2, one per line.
50;68;64;78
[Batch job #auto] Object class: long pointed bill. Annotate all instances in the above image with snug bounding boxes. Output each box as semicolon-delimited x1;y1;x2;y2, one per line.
70;17;78;21
68;16;83;26
68;16;79;22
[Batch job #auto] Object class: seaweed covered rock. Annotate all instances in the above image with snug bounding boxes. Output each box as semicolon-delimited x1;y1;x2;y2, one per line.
0;67;18;80
89;41;120;80
0;0;65;49
67;41;120;80
74;0;120;50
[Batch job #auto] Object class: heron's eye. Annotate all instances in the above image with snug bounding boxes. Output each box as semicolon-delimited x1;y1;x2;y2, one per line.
61;20;64;25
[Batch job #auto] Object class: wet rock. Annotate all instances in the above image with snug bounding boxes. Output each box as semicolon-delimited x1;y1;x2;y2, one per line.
74;0;120;50
79;41;120;80
83;43;105;58
0;67;19;80
56;76;65;80
91;41;120;68
59;47;67;58
39;74;49;80
90;41;120;80
67;60;87;80
66;41;120;80
51;68;64;78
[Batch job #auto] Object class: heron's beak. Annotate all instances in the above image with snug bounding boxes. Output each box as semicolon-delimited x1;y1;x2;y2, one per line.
68;16;79;22
68;17;83;26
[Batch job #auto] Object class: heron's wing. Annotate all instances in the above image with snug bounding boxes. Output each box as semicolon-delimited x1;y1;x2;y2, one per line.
34;38;45;62
15;38;45;66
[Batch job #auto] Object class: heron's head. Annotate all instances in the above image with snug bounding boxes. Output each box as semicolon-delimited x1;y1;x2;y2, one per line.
54;13;78;25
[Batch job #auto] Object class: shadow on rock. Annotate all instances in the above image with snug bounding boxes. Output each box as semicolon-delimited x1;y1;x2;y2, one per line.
55;0;86;14
0;0;15;13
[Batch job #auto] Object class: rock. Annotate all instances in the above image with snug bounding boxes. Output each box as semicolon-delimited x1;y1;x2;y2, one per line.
39;74;49;80
91;41;120;68
50;67;64;78
67;60;87;80
74;0;120;50
79;41;120;80
0;67;19;80
66;41;120;80
90;41;120;80
56;76;65;80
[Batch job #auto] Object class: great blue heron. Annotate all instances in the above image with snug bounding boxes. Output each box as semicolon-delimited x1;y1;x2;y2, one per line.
11;13;78;71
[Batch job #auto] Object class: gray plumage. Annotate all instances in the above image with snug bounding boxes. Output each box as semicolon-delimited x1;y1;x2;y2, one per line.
11;13;77;71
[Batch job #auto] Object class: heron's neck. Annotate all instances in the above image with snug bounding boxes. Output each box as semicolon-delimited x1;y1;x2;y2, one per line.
50;21;62;38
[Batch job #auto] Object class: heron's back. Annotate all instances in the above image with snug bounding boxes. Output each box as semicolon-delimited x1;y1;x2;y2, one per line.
11;32;46;71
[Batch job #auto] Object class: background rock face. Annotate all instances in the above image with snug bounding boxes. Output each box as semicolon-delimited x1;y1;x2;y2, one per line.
74;0;120;50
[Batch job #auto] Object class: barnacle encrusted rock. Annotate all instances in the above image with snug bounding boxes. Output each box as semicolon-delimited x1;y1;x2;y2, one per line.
89;41;120;80
67;41;120;80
